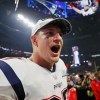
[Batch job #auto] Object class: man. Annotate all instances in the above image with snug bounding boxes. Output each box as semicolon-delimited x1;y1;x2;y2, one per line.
0;18;72;100
90;71;100;100
70;0;99;16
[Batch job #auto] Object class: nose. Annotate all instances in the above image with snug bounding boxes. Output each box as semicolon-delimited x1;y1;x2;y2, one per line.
53;33;62;41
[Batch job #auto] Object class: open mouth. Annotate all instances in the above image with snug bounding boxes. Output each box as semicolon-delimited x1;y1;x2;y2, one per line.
51;45;60;53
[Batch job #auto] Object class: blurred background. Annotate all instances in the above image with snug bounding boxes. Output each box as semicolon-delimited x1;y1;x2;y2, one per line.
0;0;100;74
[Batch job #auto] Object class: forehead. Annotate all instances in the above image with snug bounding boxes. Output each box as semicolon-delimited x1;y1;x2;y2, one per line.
40;25;62;32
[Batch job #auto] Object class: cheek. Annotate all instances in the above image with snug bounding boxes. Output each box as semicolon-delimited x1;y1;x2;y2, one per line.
38;42;49;58
61;40;63;47
38;40;48;51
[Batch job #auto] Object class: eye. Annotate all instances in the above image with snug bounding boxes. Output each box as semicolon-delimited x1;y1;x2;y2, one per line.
48;32;62;36
46;32;54;37
48;32;54;36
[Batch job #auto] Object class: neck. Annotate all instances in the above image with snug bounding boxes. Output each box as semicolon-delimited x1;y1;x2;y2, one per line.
29;54;53;70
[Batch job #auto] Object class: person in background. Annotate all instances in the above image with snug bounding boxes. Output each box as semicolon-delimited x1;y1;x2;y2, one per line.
0;18;72;100
67;75;77;100
90;71;100;100
74;74;88;100
67;75;74;88
69;0;99;16
82;72;95;100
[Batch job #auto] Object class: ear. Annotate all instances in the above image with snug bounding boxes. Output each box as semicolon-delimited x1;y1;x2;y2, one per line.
31;35;38;46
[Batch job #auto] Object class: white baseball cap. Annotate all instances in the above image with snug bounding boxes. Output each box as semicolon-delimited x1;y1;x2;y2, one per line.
31;18;72;36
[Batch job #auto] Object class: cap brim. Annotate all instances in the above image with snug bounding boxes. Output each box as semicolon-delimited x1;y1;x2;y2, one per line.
31;18;72;36
42;18;72;35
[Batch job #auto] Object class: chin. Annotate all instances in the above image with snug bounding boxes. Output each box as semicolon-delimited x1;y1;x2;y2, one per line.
51;57;59;63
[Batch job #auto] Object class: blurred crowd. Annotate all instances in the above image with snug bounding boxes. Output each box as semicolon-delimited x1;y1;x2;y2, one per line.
0;45;31;58
67;70;100;100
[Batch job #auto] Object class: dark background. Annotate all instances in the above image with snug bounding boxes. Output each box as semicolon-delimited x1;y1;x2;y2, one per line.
0;0;100;72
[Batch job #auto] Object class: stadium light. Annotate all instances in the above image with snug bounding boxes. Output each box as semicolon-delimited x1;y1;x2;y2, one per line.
17;14;34;27
65;54;68;56
18;14;24;20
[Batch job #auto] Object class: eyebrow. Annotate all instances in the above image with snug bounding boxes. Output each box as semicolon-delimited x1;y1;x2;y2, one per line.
45;28;61;33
